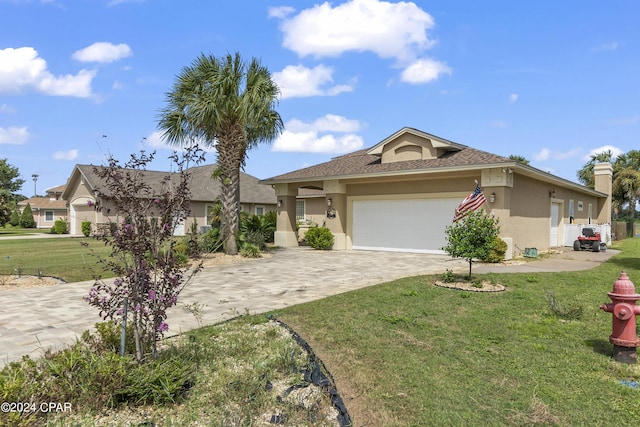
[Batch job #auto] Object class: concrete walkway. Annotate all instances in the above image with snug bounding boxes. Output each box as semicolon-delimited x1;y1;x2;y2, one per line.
0;246;619;366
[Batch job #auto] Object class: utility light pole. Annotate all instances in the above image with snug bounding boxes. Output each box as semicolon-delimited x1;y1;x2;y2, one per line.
32;174;38;197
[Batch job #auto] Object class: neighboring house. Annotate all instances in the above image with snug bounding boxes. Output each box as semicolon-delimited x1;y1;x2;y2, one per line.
17;184;68;229
61;164;276;236
261;127;613;258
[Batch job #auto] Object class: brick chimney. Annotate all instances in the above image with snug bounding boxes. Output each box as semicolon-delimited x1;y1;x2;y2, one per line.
594;162;613;224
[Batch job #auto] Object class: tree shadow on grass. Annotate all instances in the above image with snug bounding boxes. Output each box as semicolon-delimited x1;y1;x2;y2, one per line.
608;257;640;273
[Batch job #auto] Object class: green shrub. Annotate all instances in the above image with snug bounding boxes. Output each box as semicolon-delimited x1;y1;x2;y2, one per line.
81;220;92;237
52;219;68;234
8;209;19;227
240;243;262;258
441;269;456;283
304;226;334;250
243;229;266;250
18;203;35;228
482;237;507;263
200;227;223;253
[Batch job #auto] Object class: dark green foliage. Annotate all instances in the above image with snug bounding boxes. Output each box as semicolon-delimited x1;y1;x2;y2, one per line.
0;158;25;203
441;269;456;283
8;209;19;227
304;226;334;250
482;237;508;263
443;210;500;279
52;219;68;234
240;243;262;258
0;327;197;426
18;203;36;228
81;220;92;237
240;212;276;245
200;227;223;253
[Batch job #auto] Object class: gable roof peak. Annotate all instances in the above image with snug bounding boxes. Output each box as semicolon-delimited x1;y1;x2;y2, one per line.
367;127;467;156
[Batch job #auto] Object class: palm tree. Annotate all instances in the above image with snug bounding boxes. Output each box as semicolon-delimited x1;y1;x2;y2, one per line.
612;150;640;237
158;53;283;255
577;150;614;189
508;154;530;165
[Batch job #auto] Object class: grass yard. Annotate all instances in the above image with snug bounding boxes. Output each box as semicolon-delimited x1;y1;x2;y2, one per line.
277;238;640;426
0;226;50;236
0;237;112;282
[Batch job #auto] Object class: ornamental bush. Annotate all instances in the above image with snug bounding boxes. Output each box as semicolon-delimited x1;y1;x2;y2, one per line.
81;220;92;237
53;219;68;234
482;237;508;263
19;203;36;228
304;226;334;250
84;147;205;362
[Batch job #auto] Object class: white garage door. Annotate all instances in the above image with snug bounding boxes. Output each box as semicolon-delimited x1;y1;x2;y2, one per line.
352;198;460;253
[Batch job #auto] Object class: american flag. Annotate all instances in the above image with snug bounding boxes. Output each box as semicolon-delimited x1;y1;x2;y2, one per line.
453;184;487;222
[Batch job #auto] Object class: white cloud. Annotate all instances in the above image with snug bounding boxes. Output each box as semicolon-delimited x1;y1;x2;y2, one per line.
273;115;364;153
273;0;438;63
509;93;519;103
0;103;15;114
592;42;619;52
400;58;451;84
273;64;354;99
0;126;29;145
72;42;132;63
584;145;624;161
52;149;79;160
533;147;581;161
0;47;94;97
267;5;295;19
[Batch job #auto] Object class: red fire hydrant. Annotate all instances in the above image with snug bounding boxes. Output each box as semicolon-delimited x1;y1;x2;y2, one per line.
600;271;640;364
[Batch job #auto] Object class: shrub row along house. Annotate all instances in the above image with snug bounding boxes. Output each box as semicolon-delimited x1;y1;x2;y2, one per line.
261;127;612;259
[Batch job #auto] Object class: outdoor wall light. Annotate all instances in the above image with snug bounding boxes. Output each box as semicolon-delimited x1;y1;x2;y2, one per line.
549;189;556;198
489;192;496;203
327;198;332;207
277;199;282;208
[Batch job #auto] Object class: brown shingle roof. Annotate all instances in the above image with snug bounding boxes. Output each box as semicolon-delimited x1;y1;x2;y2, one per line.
263;146;511;183
71;164;275;204
18;197;67;210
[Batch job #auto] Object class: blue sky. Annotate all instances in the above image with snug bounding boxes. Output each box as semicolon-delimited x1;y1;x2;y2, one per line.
1;0;639;196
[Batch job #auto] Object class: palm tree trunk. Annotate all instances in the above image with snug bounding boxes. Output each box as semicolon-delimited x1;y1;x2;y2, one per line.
217;125;245;255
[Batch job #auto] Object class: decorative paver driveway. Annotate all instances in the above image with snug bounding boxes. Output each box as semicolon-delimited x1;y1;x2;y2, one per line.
0;247;467;366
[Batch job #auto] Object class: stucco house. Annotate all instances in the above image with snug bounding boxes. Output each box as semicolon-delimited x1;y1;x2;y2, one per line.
61;164;276;236
17;185;68;229
261;127;612;259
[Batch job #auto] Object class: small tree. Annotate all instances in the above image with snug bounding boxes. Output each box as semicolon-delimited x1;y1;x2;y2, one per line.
84;147;205;363
19;203;36;228
443;210;500;279
0;196;10;227
8;209;19;227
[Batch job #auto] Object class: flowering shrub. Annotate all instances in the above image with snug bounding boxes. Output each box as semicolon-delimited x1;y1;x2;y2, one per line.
84;147;205;362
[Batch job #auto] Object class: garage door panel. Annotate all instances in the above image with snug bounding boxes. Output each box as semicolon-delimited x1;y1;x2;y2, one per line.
352;198;459;253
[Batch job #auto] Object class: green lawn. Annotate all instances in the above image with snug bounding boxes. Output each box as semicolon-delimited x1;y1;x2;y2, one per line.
0;237;112;282
0;226;51;236
277;239;640;426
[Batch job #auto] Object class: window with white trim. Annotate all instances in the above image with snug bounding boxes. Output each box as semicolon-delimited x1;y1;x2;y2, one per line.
45;210;54;222
295;200;305;221
255;205;265;215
